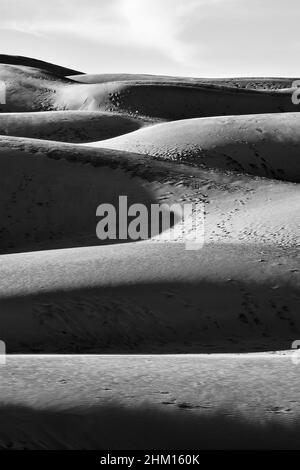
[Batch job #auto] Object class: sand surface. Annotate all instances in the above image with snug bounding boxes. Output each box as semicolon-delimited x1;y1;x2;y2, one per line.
0;56;299;449
0;354;300;449
88;112;300;181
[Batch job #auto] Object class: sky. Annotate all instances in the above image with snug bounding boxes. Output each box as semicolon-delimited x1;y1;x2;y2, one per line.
0;0;299;77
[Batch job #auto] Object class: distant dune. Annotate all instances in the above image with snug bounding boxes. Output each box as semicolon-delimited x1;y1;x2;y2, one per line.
0;63;298;118
70;73;299;90
0;54;82;76
0;64;71;112
55;80;297;118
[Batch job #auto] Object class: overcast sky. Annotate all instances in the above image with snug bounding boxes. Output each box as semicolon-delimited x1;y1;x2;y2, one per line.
0;0;299;77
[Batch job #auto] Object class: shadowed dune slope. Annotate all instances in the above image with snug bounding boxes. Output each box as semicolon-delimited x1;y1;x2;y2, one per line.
0;111;148;142
0;54;82;76
0;136;161;252
0;402;299;450
1;354;300;449
90;112;300;182
1;134;299;253
0;242;299;353
55;81;297;119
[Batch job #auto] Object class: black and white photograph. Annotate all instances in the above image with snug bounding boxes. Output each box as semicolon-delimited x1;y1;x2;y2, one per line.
0;0;299;458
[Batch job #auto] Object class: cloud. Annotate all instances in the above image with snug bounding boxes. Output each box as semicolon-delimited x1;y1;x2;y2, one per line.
1;0;299;76
0;0;204;66
119;0;199;65
0;1;125;41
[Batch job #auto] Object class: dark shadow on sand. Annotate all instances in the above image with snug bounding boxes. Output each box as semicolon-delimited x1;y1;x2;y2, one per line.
0;402;299;450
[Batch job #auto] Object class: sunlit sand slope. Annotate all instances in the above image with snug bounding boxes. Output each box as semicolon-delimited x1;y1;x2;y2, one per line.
0;242;299;353
0;64;71;112
0;135;299;252
90;112;300;182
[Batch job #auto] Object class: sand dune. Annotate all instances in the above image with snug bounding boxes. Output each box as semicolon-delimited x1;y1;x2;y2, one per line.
55;80;297;119
0;56;300;449
90;112;300;182
0;242;299;353
0;135;299;353
0;54;82;76
0;64;72;112
0;62;298;118
0;111;148;142
0;136;160;252
0;57;299;355
1;134;299;253
71;73;299;90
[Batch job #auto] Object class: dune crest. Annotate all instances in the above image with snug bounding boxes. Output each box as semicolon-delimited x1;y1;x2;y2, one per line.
0;56;299;357
0;111;149;142
89;112;300;182
0;54;82;76
0;61;298;118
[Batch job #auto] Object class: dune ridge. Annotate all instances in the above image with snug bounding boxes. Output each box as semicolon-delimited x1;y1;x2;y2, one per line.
55;80;298;119
0;55;300;450
0;135;298;353
0;63;299;118
0;56;299;355
0;133;299;252
70;73;299;90
89;112;300;182
0;241;299;353
0;111;150;142
0;54;82;76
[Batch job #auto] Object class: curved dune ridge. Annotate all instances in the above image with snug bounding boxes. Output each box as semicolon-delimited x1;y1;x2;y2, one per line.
55;80;297;119
0;134;299;253
0;111;148;142
0;62;299;118
0;54;82;76
0;56;299;353
89;112;300;182
0;64;71;112
70;72;299;89
0;242;299;353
